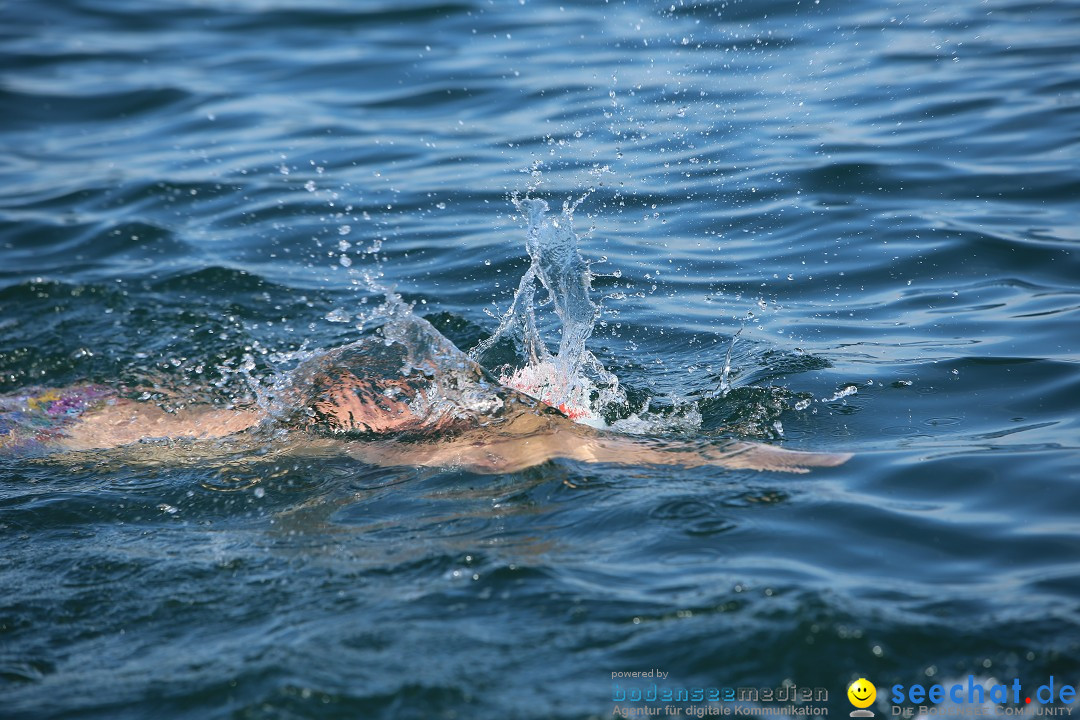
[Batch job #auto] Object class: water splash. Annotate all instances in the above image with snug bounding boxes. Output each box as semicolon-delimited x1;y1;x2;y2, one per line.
268;295;506;435
241;192;778;438
718;327;742;397
471;197;621;426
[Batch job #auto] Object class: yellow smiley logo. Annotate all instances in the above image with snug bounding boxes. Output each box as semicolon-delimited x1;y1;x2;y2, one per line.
847;678;877;709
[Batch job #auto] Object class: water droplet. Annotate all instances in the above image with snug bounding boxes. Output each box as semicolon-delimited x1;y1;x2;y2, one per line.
823;385;858;402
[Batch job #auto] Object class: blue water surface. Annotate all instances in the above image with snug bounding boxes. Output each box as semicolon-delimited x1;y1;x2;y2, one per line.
1;1;1078;718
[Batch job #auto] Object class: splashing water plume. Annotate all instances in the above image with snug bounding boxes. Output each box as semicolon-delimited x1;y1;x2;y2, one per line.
472;198;621;426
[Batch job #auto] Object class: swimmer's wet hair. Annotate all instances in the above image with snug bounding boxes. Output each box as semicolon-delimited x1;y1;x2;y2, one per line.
282;340;462;438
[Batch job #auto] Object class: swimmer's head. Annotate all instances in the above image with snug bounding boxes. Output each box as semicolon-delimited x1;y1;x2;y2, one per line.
284;339;452;437
304;370;424;435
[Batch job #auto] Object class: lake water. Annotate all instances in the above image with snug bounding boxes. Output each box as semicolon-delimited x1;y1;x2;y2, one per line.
1;1;1078;718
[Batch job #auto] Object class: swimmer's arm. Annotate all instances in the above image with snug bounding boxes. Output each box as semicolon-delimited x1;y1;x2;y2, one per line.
57;400;264;452
562;433;852;474
345;425;851;474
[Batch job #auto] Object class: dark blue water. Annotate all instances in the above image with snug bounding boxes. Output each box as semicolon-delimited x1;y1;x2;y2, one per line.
2;1;1078;718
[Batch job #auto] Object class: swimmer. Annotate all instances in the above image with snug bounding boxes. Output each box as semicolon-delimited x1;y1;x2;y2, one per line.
0;312;850;474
